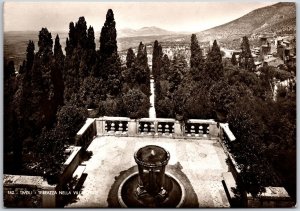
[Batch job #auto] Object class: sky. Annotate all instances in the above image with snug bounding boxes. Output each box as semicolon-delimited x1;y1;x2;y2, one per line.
4;2;276;33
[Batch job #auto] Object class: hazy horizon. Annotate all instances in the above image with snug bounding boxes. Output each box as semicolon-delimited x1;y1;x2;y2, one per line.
4;2;275;34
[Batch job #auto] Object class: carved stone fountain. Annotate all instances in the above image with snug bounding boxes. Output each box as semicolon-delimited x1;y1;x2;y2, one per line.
117;145;185;208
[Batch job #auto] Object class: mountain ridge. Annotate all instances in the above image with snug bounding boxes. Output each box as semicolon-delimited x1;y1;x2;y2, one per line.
196;2;296;41
118;26;176;38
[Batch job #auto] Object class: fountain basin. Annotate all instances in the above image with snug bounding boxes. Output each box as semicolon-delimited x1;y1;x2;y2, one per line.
117;172;185;208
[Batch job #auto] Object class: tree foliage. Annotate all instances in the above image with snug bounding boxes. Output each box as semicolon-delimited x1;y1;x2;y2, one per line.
122;88;150;119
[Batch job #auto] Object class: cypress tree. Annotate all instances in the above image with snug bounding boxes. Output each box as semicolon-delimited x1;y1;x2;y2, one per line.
54;35;64;59
231;53;238;66
205;40;224;82
64;17;97;104
31;28;55;129
87;26;96;50
160;54;170;80
190;34;204;80
76;17;88;48
123;48;136;87
97;9;122;96
239;36;255;71
135;42;150;95
152;40;163;80
126;48;135;68
99;9;117;58
26;40;35;71
53;34;65;109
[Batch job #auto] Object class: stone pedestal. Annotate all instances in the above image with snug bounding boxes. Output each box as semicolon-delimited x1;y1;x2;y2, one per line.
96;118;104;135
209;123;219;138
127;120;137;136
174;121;183;137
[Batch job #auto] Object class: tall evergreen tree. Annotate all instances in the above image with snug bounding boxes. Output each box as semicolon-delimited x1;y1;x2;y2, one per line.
135;42;150;95
190;34;204;80
26;40;35;71
123;48;136;87
239;36;255;71
87;26;96;50
54;35;64;60
31;28;56;129
231;53;238;66
97;9;122;96
64;17;97;104
152;40;163;80
126;48;135;68
205;40;224;82
53;35;65;110
168;55;186;94
160;54;170;80
99;9;117;57
76;17;88;48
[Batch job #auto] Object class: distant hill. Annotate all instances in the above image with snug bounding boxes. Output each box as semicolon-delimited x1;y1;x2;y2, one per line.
119;26;176;38
196;2;296;41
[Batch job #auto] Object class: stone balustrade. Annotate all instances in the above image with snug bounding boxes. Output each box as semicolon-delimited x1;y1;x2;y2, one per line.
75;118;97;150
95;116;220;139
185;119;219;138
96;116;131;136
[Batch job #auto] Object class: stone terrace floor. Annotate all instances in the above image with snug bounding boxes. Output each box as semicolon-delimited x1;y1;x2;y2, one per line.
66;136;230;208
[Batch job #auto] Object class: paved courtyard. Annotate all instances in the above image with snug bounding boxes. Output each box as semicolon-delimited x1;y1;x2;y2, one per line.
66;136;230;208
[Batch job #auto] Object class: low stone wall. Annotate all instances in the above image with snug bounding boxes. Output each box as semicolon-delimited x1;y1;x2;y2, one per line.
60;146;82;185
3;175;56;208
75;118;96;150
3;146;82;208
246;187;295;208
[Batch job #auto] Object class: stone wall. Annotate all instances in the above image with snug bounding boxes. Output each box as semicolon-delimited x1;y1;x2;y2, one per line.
3;175;55;208
247;187;295;208
60;146;82;185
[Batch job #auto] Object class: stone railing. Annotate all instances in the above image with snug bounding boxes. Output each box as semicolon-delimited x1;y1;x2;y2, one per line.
60;146;82;186
95;116;220;139
139;118;175;136
96;116;130;136
75;118;97;150
185;119;219;138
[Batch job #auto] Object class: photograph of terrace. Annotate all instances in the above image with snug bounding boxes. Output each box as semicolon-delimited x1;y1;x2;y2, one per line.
3;2;296;208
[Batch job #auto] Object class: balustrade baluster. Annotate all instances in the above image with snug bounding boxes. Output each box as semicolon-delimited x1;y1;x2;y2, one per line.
158;124;163;134
111;122;115;133
164;124;170;135
191;125;195;136
203;124;208;137
105;122;108;132
150;123;155;133
119;122;123;132
198;125;203;136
